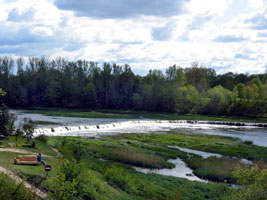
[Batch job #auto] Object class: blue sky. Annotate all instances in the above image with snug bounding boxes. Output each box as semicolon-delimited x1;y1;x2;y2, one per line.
0;0;266;74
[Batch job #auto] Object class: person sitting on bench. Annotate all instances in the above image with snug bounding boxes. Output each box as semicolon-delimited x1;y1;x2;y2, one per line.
37;153;46;165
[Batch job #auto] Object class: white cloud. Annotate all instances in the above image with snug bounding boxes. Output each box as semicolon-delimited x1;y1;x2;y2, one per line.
249;0;263;9
0;0;266;75
187;0;232;16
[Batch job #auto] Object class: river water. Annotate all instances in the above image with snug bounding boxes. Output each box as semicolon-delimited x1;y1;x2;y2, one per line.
11;109;267;147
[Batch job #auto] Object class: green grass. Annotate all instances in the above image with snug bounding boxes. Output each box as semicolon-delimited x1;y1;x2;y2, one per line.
0;136;57;157
0;151;60;177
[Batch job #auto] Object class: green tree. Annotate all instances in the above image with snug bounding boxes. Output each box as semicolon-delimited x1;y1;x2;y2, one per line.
0;88;6;96
232;165;267;200
21;118;36;143
175;85;199;113
204;85;233;115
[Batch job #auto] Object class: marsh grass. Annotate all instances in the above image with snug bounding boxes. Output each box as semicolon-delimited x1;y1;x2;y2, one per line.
103;147;168;168
187;156;246;183
116;133;267;162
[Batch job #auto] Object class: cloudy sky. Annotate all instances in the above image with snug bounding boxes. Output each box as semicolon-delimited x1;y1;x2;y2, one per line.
0;0;266;74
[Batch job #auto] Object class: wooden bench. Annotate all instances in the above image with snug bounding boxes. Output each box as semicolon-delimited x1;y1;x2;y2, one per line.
14;155;41;165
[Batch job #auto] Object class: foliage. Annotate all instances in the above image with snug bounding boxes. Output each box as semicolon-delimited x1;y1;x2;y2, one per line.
0;172;38;200
0;88;6;96
232;165;267;200
44;172;78;200
0;103;9;135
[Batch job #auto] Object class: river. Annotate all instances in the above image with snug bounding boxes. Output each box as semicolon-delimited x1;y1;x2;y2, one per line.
11;109;267;147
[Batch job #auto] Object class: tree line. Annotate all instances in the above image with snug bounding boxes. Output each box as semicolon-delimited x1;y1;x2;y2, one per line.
0;56;266;117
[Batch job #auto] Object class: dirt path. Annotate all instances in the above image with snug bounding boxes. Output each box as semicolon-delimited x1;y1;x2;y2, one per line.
0;148;51;157
51;147;63;158
0;165;47;199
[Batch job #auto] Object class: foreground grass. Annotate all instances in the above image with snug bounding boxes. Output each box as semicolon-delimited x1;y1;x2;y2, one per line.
0;172;39;200
27;109;267;122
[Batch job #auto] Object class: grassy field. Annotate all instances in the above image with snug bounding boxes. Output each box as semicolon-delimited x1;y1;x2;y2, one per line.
49;133;267;185
27;108;267;122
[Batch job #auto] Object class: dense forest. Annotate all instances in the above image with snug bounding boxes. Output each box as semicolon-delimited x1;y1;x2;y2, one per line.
0;56;266;117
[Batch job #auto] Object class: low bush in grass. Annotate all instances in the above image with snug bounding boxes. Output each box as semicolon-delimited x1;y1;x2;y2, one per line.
35;134;48;144
0;172;38;200
17;172;46;188
243;140;253;145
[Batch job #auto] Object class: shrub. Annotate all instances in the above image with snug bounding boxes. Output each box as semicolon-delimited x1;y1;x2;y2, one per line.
35;134;48;143
232;165;267;200
243;140;253;145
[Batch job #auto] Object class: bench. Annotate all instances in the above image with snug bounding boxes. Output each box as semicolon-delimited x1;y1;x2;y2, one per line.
14;155;41;165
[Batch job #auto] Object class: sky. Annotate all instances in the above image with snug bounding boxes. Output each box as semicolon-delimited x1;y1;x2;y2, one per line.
0;0;266;75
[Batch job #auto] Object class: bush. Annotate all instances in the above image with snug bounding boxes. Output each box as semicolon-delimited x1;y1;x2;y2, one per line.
243;140;253;145
35;134;48;144
17;172;45;187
